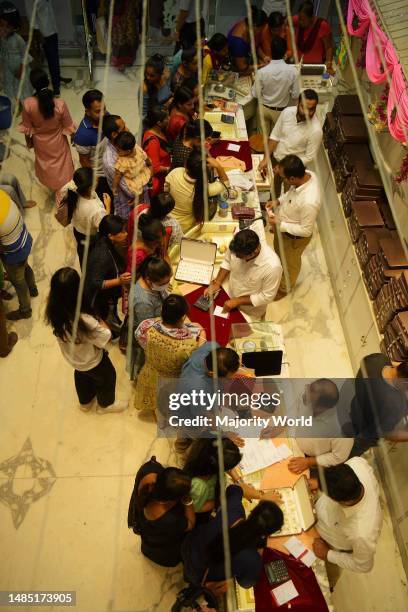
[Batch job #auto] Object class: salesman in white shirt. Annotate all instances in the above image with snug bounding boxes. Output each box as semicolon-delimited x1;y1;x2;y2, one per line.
174;0;205;50
253;37;299;135
259;89;322;197
25;0;71;96
288;379;354;474
313;457;383;574
205;229;282;320
266;154;321;297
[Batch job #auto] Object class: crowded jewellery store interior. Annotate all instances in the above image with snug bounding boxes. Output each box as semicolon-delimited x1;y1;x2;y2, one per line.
1;0;408;610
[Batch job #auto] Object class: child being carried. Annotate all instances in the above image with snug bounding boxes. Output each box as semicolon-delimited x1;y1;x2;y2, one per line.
112;131;153;203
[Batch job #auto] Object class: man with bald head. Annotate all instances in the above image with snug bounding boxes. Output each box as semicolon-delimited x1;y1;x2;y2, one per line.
289;379;354;474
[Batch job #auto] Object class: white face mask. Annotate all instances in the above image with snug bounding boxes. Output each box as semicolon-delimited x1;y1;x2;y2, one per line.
151;282;170;292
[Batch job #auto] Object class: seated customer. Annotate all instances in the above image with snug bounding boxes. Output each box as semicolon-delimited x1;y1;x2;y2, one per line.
171;119;214;170
165;150;229;232
171;48;198;92
128;456;195;567
129;193;183;250
182;485;283;588
313;457;382;573
134;295;206;416
206;229;282;319
288;379;354;474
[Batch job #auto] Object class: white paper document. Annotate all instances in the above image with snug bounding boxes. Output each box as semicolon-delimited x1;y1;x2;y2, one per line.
227;142;241;152
271;580;299;606
214;305;229;318
240;439;292;474
284;536;317;567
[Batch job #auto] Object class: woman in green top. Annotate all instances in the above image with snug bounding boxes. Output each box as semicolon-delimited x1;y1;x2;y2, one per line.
183;438;242;517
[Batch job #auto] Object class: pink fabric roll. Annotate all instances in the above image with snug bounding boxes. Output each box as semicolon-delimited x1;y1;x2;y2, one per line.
347;0;372;36
388;64;408;143
366;23;396;84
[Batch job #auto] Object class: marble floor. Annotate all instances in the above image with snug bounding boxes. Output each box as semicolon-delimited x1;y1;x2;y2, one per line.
0;63;407;611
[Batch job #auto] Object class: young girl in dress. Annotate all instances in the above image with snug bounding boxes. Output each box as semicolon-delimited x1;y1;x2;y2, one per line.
112;131;152;204
0;3;32;103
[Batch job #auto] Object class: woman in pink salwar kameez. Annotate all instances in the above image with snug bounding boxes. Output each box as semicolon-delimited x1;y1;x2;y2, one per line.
19;68;75;192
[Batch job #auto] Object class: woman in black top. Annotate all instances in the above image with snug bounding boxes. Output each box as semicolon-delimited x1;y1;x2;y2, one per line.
84;215;130;334
128;456;195;567
182;485;283;588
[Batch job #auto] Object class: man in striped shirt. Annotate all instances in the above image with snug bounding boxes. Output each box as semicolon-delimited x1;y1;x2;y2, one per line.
0;190;37;320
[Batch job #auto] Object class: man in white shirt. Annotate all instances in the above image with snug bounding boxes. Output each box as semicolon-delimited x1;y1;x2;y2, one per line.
259;89;322;197
253;37;299;135
266;154;321;296
288;379;354;474
206;229;282;319
313;457;383;574
25;0;71;96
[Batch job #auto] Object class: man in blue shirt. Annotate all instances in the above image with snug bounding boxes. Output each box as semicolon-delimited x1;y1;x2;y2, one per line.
73;90;112;203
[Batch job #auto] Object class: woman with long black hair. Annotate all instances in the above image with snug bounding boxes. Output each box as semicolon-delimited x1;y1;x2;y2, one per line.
142;106;171;197
128;456;195;567
165;149;229;232
167;85;196;143
19;68;75;192
84;215;130;335
60;167;111;266
182;485;283;588
45;267;127;414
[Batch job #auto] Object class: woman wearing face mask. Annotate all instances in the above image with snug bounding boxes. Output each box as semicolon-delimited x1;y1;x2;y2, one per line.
134;294;206;416
127;256;173;378
171;119;214;170
133;257;173;331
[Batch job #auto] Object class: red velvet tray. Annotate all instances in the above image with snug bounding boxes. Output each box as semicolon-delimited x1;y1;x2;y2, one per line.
184;286;247;346
209;140;253;171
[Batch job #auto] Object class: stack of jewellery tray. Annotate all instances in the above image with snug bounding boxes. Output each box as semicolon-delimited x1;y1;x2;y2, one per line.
231;75;253;97
183;220;238;264
251;154;272;191
230;321;285;354
240;473;316;537
204;111;240;140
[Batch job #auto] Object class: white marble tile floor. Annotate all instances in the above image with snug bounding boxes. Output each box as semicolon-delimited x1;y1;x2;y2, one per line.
0;64;407;612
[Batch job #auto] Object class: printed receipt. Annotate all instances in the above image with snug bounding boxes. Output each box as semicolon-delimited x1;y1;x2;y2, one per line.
284;536;317;567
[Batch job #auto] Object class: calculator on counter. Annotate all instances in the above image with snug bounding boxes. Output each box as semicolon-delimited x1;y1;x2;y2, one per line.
265;560;290;586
